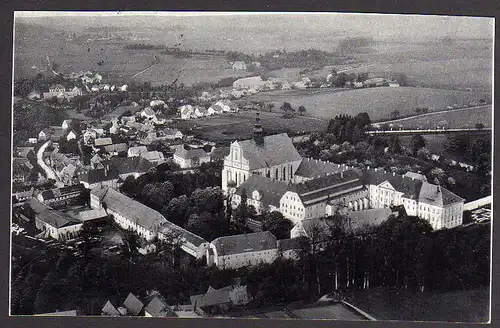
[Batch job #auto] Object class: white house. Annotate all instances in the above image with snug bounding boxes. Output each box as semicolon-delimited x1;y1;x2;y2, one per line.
207;104;224;116
29;199;83;241
141;107;157;120
215;100;238;113
179;105;195;119
232;61;247;70
161;128;183;140
66;130;77;141
207;231;278;269
194;106;208;118
128;146;148;157
118;84;128;92
150;100;166;108
173;146;211;169
61;119;72;130
233;76;267;90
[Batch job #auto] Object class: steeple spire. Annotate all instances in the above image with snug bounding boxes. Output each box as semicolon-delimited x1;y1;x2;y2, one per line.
253;112;264;145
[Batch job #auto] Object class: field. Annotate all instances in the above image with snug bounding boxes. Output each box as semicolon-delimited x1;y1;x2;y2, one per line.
380;105;492;129
173;110;328;142
344;286;490;323
239;87;491;121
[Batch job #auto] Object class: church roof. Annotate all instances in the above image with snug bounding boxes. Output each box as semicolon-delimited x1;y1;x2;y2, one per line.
237;133;301;170
235;174;289;208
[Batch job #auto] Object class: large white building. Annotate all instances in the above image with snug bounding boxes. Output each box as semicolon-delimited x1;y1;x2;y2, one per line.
223;117;465;230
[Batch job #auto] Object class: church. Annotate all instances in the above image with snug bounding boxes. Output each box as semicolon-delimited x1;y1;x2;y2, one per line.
222;114;465;230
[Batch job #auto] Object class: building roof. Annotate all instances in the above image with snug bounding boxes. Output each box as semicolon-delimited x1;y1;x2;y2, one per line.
210;147;230;161
190;286;232;308
142;107;156;117
94;137;113;146
103;143;129;153
78;208;108;222
91;186;167;230
403;172;428;181
211;231;277;256
128;146;148;157
162;128;182;136
345;208;394;232
419;181;464;207
174;147;209;160
141;151;164;162
277;238;303;252
28;198;81;229
363;170;423;200
123;293;144;316
159;222;207;249
39;184;85;201
102;300;121;316
292;170;364;205
235;174;289;208
144;296;172;317
16;146;35;158
106;157;155;176
236;133;302;170
79;167;119;184
295;158;344;179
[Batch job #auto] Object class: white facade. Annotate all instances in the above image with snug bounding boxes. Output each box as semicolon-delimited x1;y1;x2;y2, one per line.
208;244;278;270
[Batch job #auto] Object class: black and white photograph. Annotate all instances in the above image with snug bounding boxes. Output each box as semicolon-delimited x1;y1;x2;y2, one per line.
10;11;493;323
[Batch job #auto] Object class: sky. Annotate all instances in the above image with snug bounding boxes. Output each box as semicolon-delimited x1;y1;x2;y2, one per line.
15;11;494;40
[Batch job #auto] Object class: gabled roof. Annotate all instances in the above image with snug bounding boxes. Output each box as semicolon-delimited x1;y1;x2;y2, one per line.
162;128;182;136
419;182;464;207
236;133;301;170
211;231;277;256
16;147;35;158
128;146;148;157
102;300;121;316
123;293;144;316
144;296;173;317
277;238;303;252
190;286;232;308
141;151;164;162
106;157;155;175
94;137;113;146
159;222;207;249
174;147;209;160
78;208;108;222
103;143;129;153
363;170;423;200
142;107;156;117
79;167;119;184
39;184;85;201
90;186;167;230
235;174;289;208
28;198;81;229
295;158;343;179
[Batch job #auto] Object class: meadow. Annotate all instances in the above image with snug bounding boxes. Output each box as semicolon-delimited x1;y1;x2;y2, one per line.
382;106;492;129
239;87;491;121
173;110;328;142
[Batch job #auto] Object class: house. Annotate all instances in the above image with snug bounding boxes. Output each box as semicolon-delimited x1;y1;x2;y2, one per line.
102;143;129;156
78;166;121;189
230;89;245;99
207;231;278;269
83;129;97;144
301;77;312;87
101;301;121;316
140;151;165;164
28;90;41;100
207;104;224;116
281;82;292;90
91;85;100;92
61;120;72;130
190;286;232;313
70;86;84;96
13;158;34;183
36;184;86;207
233;76;267;90
289;218;333;248
50;127;65;142
388;81;400;87
232;61;247;70
215;99;239;113
77;208;108;223
49;84;66;93
141;107;157;120
15;146;35;160
106;156;155;180
179;105;195;119
28;138;38;144
232;175;289;213
292;81;307;90
66;130;77;141
122;293;144;316
28;198;83;241
13;187;35;204
118;84;128;92
158;222;209;259
137;131;157;145
144;296;175;317
38;128;51;141
150;100;166;108
94;137;113;147
128;146;148;157
160;128;183;140
194;106;208;118
173;146;211;169
251;61;261;68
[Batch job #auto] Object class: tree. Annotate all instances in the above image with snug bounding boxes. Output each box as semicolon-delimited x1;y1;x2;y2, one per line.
410;134;426;155
388;136;402;154
390;110;401;119
416;147;431;160
261;212;293;240
298;105;306;115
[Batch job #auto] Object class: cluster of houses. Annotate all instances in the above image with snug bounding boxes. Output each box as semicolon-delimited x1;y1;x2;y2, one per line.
101;284;250;317
179;99;239;119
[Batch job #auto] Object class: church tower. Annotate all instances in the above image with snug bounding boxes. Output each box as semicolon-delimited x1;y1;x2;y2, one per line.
253;112;264;145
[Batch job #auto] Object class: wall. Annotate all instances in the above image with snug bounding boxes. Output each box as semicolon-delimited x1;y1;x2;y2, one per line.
211;244;278;270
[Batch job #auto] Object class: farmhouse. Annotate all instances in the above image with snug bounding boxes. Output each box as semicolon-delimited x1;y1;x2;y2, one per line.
207;231;279;269
233;76;267;90
179;105;195;119
160;128;183;140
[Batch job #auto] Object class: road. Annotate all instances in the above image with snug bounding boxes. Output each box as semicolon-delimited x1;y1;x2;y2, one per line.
372;105;491;126
366;127;491;136
36;141;63;186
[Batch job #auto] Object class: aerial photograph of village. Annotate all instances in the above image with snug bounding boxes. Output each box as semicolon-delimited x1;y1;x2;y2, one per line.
10;11;493;323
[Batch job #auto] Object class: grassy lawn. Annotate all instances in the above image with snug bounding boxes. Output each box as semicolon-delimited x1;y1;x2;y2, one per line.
343;286;490;323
